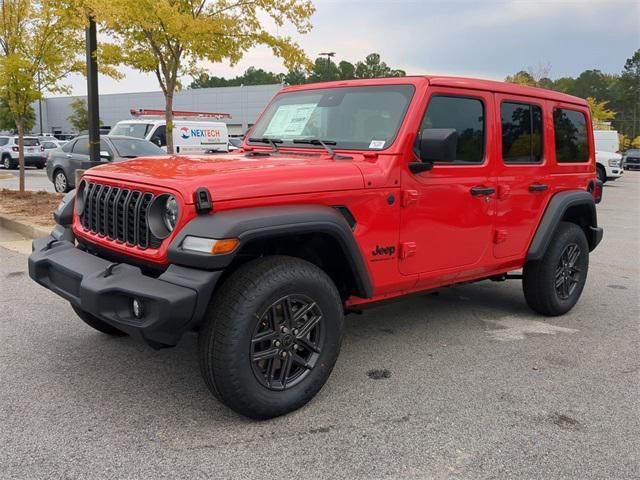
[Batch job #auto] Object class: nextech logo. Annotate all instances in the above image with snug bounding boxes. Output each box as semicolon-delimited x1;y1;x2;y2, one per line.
179;127;222;140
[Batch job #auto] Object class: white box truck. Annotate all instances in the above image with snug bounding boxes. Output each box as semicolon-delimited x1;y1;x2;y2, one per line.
594;130;620;153
110;109;230;154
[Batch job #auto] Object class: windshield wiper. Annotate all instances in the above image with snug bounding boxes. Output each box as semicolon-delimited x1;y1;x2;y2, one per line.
292;139;351;160
248;137;282;152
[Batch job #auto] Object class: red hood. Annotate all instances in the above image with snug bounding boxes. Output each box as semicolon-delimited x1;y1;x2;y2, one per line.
85;152;365;203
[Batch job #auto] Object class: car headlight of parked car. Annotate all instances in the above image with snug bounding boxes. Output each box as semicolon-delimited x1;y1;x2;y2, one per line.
608;159;621;167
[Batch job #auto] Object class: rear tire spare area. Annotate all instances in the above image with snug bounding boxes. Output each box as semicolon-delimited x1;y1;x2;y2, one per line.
71;304;128;336
198;255;344;419
523;221;589;316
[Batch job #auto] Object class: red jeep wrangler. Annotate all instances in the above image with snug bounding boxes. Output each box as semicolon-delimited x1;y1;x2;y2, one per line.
29;77;603;419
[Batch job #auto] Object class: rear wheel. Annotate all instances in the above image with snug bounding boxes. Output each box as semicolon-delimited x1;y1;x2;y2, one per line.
523;222;589;316
71;304;128;336
53;169;69;193
199;256;344;419
596;164;607;184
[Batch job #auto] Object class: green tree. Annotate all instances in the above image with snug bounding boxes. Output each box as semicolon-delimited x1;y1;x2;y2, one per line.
0;98;35;132
67;97;102;132
338;60;355;80
505;70;537;87
308;57;341;82
587;97;616;124
0;0;84;191
93;0;314;154
354;53;405;79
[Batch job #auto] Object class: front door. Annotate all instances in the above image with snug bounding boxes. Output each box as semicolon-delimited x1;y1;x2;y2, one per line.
400;88;497;277
493;94;551;258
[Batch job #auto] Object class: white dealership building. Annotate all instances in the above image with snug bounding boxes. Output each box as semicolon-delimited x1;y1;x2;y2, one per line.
32;83;282;137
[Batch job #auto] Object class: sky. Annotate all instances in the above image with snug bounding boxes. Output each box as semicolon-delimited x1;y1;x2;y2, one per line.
63;0;640;97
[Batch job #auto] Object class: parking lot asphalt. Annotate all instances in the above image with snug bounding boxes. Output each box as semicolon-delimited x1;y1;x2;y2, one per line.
1;174;638;479
0;168;54;193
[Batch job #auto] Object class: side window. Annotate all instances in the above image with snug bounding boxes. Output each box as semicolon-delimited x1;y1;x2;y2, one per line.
61;140;75;153
419;95;485;163
501;102;543;163
72;138;90;156
0;137;8;146
553;108;589;163
152;125;166;147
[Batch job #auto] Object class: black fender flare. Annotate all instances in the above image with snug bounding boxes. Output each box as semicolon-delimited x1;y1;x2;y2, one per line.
167;204;373;298
527;190;603;261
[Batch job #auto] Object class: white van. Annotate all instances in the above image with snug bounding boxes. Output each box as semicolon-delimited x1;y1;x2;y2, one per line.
593;130;620;153
110;114;229;154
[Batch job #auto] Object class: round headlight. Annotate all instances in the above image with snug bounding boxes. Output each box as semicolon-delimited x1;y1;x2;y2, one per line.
163;195;179;232
75;180;87;216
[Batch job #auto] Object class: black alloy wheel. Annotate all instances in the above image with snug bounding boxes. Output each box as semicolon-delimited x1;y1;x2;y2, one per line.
250;294;324;391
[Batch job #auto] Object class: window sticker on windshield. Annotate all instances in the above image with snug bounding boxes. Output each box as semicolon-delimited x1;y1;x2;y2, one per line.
264;103;317;138
369;140;386;149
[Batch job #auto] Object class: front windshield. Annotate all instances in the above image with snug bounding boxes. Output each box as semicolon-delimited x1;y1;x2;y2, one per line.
110;123;153;139
248;85;415;151
111;138;164;158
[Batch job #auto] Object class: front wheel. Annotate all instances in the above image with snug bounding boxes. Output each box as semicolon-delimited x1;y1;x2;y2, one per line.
199;256;344;419
596;164;607;184
53;169;69;193
523;222;589;316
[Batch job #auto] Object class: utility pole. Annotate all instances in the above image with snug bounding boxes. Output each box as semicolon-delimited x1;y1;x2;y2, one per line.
85;16;100;162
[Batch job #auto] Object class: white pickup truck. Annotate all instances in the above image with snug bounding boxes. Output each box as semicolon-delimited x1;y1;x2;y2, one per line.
595;150;623;183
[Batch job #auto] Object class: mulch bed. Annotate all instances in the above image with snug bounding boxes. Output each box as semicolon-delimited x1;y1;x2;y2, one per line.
0;189;62;227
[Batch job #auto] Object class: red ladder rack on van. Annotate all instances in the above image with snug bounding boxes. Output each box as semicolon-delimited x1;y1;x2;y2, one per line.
129;109;232;120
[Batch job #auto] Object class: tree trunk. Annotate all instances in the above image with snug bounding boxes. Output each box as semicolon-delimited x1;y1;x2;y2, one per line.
17;121;25;193
165;89;174;154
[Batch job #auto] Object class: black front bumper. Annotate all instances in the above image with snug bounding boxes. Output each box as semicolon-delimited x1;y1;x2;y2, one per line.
28;233;222;347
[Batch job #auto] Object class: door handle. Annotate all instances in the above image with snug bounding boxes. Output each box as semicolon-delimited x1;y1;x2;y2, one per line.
529;183;549;192
470;186;495;196
66;154;72;158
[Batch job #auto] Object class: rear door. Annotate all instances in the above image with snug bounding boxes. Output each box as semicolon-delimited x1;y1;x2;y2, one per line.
400;88;498;277
493;94;551;258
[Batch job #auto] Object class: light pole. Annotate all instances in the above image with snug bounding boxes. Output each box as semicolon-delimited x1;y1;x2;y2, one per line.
318;52;336;82
85;16;100;162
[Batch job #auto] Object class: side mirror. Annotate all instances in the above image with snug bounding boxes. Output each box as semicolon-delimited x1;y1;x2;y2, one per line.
99;150;111;160
151;137;162;147
410;128;458;173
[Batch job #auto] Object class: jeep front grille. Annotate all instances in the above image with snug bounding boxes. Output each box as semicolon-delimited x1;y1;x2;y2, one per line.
80;182;162;249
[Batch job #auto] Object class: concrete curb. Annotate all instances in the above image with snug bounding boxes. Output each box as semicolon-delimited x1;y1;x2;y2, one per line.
0;214;51;239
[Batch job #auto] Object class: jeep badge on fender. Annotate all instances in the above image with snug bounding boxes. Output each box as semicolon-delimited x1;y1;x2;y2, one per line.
28;76;603;420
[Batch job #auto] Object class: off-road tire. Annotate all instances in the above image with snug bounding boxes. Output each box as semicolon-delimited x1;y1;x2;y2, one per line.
596;164;607;184
523;221;589;316
71;304;128;336
199;256;344;419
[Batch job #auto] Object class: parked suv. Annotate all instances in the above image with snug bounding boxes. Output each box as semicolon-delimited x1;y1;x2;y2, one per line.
0;136;45;169
29;77;603;419
623;149;640;171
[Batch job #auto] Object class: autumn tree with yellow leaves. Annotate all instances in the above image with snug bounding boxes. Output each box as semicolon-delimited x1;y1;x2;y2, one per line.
91;0;315;154
0;0;84;191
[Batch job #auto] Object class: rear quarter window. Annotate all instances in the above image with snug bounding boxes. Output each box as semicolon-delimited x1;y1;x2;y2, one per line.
553;108;589;163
